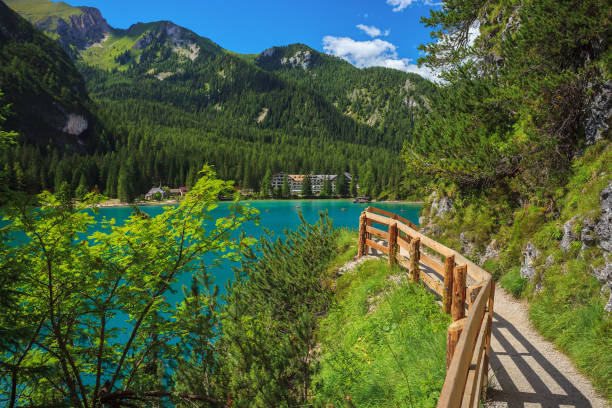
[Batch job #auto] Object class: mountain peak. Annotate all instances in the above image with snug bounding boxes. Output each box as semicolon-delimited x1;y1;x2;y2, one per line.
257;44;320;71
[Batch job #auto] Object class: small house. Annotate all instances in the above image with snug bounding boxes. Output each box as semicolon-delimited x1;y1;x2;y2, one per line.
145;187;166;200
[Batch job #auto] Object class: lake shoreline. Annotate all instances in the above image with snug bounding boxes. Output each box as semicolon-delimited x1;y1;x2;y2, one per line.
96;198;424;209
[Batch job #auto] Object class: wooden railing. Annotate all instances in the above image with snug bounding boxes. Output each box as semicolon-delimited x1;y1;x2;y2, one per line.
357;207;495;408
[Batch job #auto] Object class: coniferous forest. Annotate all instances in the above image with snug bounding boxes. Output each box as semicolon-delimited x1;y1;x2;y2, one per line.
0;0;435;201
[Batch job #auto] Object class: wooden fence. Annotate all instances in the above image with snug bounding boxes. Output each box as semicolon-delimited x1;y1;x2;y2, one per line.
357;207;495;408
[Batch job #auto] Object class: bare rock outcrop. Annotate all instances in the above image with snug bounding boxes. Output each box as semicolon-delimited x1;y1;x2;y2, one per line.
520;242;540;280
595;181;612;252
480;239;500;265
584;80;612;146
561;216;579;251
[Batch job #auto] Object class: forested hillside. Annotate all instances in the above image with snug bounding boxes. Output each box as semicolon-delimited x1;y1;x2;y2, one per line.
255;43;435;138
0;1;100;149
2;0;435;200
408;0;611;398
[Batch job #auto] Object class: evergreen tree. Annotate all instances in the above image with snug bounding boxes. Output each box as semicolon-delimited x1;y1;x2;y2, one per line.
322;177;333;198
339;174;349;197
281;174;290;199
349;176;357;197
301;175;312;198
117;165;133;202
75;174;88;200
259;169;272;198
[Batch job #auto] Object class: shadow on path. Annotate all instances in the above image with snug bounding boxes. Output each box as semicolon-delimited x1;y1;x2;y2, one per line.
488;312;592;408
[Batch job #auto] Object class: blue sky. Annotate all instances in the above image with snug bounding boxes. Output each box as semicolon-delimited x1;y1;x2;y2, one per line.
58;0;440;78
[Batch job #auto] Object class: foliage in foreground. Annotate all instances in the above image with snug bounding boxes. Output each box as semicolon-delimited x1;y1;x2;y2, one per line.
314;259;450;408
0;166;258;408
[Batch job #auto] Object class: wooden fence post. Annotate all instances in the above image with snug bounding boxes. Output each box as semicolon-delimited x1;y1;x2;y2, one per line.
358;212;367;258
388;222;398;267
481;283;495;399
443;255;455;315
409;237;420;283
446;317;466;369
452;265;467;321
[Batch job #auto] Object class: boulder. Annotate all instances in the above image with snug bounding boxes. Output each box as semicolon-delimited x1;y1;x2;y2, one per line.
520;242;540;280
595;181;612;252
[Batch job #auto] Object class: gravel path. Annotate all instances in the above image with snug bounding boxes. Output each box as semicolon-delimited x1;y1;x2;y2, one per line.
486;284;609;408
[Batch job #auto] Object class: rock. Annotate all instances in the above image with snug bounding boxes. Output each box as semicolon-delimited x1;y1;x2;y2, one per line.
561;216;579;251
595;181;612;251
430;192;453;218
460;232;476;257
545;254;554;266
479;239;500;265
520;242;540;280
581;218;598;249
500;6;521;41
418;216;426;226
38;6;110;51
584;80;612;146
61;113;88;136
281;50;313;70
593;261;612;313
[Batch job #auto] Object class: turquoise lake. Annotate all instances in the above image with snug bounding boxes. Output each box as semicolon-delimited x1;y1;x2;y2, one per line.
92;200;422;301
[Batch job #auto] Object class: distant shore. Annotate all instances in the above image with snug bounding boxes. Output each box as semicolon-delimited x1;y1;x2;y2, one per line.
96;197;424;208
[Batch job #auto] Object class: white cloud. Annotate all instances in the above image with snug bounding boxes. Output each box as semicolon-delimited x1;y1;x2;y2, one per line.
322;35;439;81
386;0;441;12
356;24;389;38
356;24;381;37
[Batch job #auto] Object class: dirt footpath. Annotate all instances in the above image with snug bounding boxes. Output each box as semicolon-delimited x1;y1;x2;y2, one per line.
486;284;609;408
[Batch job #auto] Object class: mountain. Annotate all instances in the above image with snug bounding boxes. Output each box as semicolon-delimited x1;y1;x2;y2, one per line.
254;44;435;134
3;0;435;200
4;0;110;55
0;0;98;148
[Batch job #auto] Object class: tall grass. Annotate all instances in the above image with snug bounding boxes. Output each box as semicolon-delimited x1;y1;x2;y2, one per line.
314;259;450;407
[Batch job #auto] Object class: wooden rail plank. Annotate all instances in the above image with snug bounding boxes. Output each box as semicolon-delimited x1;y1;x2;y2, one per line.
419;270;444;296
437;279;491;408
461;312;490;408
365;239;388;254
366;225;389;240
367;206;419;231
397;235;411;251
420;252;444;275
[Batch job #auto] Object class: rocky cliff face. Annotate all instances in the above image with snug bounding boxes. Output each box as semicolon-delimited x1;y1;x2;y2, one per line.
36;6;110;51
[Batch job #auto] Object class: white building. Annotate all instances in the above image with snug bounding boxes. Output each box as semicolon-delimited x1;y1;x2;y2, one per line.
271;172;352;195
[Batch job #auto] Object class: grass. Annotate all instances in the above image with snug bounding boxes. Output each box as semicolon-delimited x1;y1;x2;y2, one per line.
314;257;451;407
5;0;82;24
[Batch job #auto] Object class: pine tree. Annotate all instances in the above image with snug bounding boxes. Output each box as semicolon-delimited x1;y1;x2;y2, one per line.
260;169;272;198
75;174;88;200
281;174;290;199
335;174;349;197
322;177;333;198
117;165;132;202
301;175;312;198
349;175;357;197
